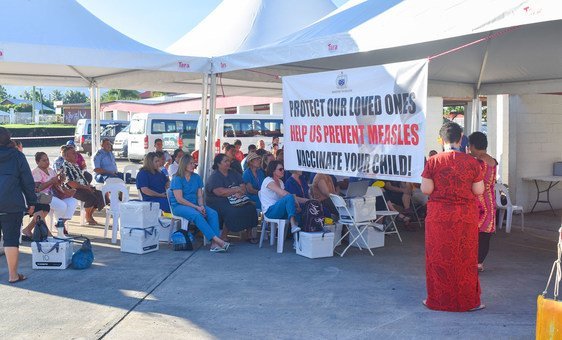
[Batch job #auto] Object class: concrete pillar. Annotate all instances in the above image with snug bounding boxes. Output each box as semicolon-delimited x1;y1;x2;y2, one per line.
426;97;444;156
237;105;254;114
486;95;509;182
270;102;283;115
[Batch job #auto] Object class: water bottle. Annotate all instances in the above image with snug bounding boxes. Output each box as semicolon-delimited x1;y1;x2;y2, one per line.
57;218;66;238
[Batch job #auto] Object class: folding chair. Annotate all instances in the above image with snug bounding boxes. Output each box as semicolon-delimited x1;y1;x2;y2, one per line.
365;186;402;243
329;194;374;257
101;182;129;243
495;183;524;233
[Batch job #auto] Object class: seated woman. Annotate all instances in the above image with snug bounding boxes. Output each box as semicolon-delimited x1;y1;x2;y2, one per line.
170;155;229;252
26;152;78;235
261;160;309;233
61;146;105;225
168;148;184;178
310;173;339;218
242;152;265;209
285;170;310;200
136;152;170;213
205;154;259;243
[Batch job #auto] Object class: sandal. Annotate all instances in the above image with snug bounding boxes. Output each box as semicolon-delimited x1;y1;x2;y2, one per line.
210;246;226;253
468;304;486;312
9;273;27;284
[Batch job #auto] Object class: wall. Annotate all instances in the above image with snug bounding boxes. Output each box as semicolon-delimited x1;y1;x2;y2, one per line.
509;94;562;212
425;97;443;156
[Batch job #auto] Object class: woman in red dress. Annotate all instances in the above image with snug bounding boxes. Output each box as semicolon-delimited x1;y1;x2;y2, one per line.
421;122;485;312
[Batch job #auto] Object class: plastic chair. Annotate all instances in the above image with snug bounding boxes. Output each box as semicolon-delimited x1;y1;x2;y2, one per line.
495;183;524;233
101;182;129;243
329;194;374;257
123;164;141;182
166;189;208;245
258;191;290;253
365;186;402;243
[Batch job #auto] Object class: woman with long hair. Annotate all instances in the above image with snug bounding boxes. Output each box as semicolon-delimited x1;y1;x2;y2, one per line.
421;122;485;312
136;152;170;213
170;154;229;252
469;131;498;272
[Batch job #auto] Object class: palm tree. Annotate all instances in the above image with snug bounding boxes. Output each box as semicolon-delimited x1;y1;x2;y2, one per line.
101;89;140;102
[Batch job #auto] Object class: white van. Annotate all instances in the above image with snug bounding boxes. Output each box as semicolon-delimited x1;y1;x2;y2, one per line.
74;119;128;155
210;114;284;153
127;113;200;162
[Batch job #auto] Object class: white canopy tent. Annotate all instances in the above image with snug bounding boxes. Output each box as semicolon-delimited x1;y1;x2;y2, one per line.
0;0;209;153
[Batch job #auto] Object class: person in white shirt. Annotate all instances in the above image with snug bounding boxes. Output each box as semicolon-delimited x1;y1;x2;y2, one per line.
168;148;184;178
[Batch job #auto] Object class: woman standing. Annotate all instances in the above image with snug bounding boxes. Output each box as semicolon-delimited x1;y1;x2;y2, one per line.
421;122;485;312
242;152;266;209
27;152;78;234
170;155;229;252
469;132;498;272
205;154;258;242
136;152;170;213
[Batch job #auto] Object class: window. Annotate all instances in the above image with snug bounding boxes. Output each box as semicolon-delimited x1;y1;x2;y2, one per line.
223;119;283;138
151;119;198;135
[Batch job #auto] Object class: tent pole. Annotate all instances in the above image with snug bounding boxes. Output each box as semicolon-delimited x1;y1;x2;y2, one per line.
89;85;97;155
473;39;490;133
197;73;209;178
204;73;218;184
95;86;101;155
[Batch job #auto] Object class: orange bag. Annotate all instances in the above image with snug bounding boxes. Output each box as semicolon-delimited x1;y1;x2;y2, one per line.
536;227;562;339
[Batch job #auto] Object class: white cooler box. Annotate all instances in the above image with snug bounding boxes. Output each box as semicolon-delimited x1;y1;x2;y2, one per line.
120;201;160;229
349;224;385;249
157;217;174;243
121;226;159;254
296;231;334;259
343;196;377;222
31;238;73;269
324;224;343;248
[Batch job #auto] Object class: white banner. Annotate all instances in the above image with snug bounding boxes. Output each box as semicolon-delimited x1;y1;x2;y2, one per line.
283;59;428;183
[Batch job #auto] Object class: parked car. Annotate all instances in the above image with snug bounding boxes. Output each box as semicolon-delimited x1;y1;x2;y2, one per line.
112;124;130;158
74;119;128;155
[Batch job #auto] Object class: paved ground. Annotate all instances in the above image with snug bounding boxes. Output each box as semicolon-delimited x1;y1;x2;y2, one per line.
1;147;559;339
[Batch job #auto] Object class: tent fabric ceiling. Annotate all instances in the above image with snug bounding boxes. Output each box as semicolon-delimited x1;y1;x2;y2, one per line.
167;0;336;57
215;0;562;96
0;0;207;90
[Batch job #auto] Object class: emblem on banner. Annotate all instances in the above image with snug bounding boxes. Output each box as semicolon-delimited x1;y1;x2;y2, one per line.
336;72;347;89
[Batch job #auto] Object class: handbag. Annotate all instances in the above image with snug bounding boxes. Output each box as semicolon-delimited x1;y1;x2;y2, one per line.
36;192;53;204
71;237;94;269
536;227;562;338
227;185;251;206
32;216;50;242
52;184;76;199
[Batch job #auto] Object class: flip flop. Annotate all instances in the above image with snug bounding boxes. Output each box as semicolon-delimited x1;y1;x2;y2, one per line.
210;246;226;253
468;304;486;312
9;273;27;284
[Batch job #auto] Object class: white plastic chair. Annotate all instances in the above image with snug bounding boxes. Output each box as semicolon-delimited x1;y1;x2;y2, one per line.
495;183;524;233
102;182;129;243
365;186;402;243
123;164;141;182
329;194;374;257
166;189;208;245
258;191;290;253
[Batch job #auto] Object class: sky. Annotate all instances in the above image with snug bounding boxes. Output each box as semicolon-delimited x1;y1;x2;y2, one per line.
6;0;349;98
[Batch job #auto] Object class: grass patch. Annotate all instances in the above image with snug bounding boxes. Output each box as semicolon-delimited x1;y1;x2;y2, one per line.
0;124;74;129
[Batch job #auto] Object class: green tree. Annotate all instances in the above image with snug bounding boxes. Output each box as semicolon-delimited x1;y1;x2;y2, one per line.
101;89;140;102
0;85;9;100
21;89;44;102
63;90;89;104
51;89;64;101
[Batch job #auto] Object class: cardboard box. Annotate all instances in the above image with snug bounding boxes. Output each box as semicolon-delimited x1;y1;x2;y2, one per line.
121;226;159;254
348;224;385;249
343;196;377;222
31;238;73;269
120;201;160;229
296;231;334;259
323;224;343;247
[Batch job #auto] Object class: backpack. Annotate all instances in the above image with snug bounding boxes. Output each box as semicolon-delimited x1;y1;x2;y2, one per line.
300;199;324;232
171;229;193;251
71;237;94;270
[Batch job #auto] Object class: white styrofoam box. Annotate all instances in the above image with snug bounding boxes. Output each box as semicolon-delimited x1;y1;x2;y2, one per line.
344;196;377;222
324;224;342;248
296;231;334;259
157;217;174;243
120;226;159;254
348;224;385;249
120;201;160;229
31;238;73;269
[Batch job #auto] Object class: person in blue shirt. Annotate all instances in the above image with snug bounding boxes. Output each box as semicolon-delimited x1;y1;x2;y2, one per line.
93;138;123;183
242;152;265;209
170;154;229;252
136;152;170;213
285;170;310;200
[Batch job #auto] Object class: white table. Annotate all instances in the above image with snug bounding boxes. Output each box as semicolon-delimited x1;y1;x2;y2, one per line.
522;176;562;214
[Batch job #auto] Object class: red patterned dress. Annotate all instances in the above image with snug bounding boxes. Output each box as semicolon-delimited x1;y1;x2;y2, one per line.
477;160;497;233
422;151;484;312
